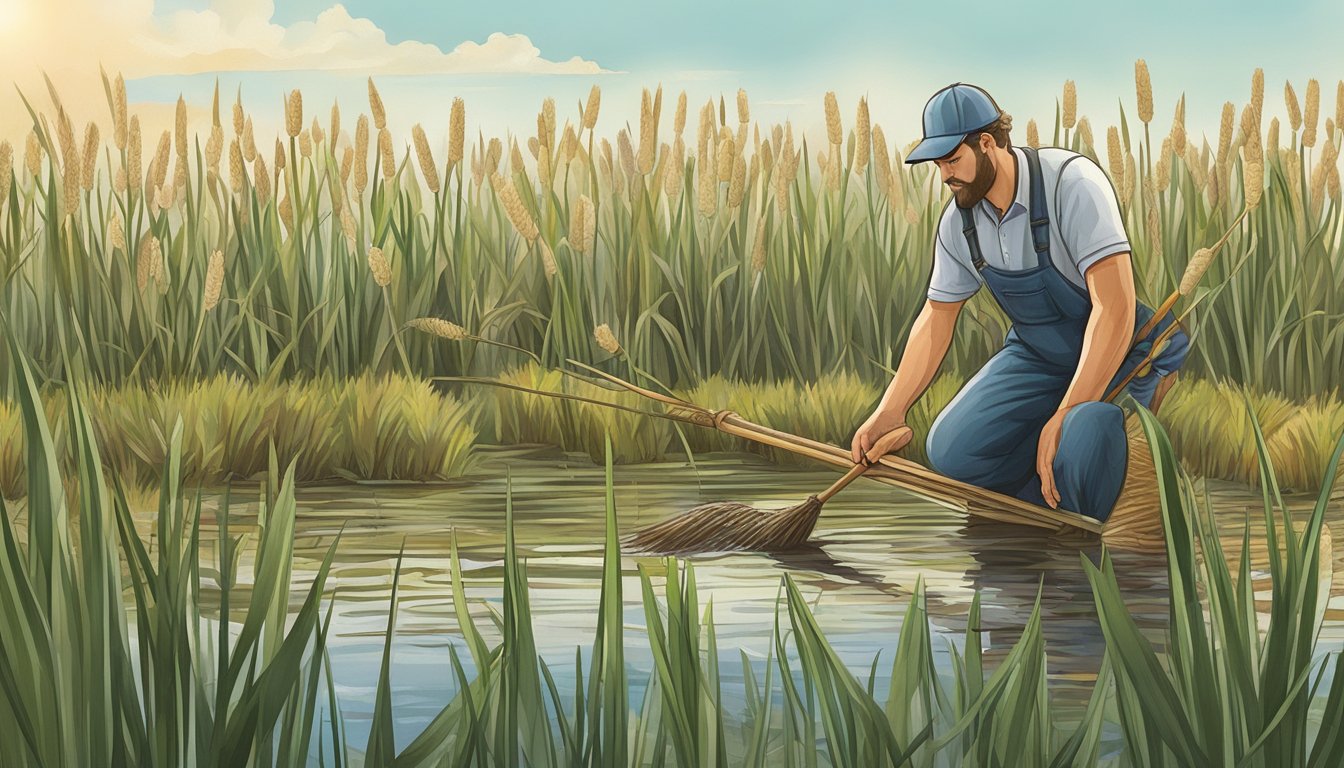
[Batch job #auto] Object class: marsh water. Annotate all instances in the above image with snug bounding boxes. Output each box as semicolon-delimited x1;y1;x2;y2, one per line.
176;444;1344;754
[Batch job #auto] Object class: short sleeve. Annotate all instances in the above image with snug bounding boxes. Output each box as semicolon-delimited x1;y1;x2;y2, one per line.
1055;156;1132;276
927;211;982;302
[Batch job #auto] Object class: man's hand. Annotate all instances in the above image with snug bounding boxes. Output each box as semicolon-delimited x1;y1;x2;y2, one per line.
851;409;909;466
1036;405;1072;508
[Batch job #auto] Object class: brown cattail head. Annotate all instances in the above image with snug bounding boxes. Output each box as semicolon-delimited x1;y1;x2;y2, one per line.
1267;117;1280;153
412;124;440;192
674;90;687;135
1303;78;1320;148
311;116;325;148
232;94;245;136
491;171;539;241
750;215;767;274
1076;116;1094;152
409;317;467;340
872;124;891;193
716;133;735;183
583;84;601;130
696;140;716;218
378;128;394;179
1135;59;1154;123
541;97;556;149
274;136;286;172
1285;81;1302;131
727;154;746;208
243;117;257;162
1251;68;1264;118
354;114;369;192
570;194;595;253
368;78;386;130
855;97;871;171
1242;154;1264;211
637;88;657;174
203;249;225;311
329;101;341;148
367;245;391;286
486;137;502;176
136;235;160;292
1027;119;1040;148
151;130;171;191
663;136;684;199
593;323;621;354
286;89;302;138
1107;126;1124;182
108;213;125;250
823;91;842;146
1336;80;1344;135
1179;247;1215;295
1062;80;1078;130
1216;102;1234;166
128;117;142;191
1169;94;1186;152
205;124;223;176
175;95;188;157
448;97;465;168
113;74;128;150
255;156;270;207
617;128;636;181
1156;136;1174;193
299;130;312;158
81;122;99;192
340;146;353;185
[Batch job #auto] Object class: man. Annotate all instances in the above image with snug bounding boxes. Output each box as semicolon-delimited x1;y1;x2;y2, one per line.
849;83;1188;522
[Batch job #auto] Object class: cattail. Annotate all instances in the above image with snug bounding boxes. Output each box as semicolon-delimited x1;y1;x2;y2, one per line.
136;235;160;292
175;95;188;158
285;89;302;138
1076;117;1093;152
637;89;657;174
278;192;293;232
696;101;714;154
570;194;594;253
617;128;636;181
25;129;42;178
272;137;285;175
448;98;465;168
1121;154;1135;207
1027;119;1040;148
329;101;341;149
1285;81;1302;132
593;323;620;354
378;128;394;178
1328;164;1341;205
510;139;525;177
81;122;99;191
114;168;126;194
127;117;141;191
232;96;244;136
1303;78;1320;148
243;117;257;162
1336;80;1344;136
113;74;127;150
1169;95;1186;153
540;97;556;150
368;78;386;130
412;124;439;192
823;91;842;146
582;85;602;130
62;154;81;220
340;146;353;185
1107;126;1123;182
855;97;871;171
716;133;735;183
674;91;687;136
255;156;270;207
299;130;312;158
1251;68;1264;119
872;124;891;194
1135;59;1153;123
491;172;539;241
340;202;356;248
1216;102;1234;168
664;136;684;198
1156;136;1173;193
367;245;391;286
1242;154;1263;210
56;110;75;168
1184;141;1205;190
409;317;467;340
1267;117;1280;152
146;237;164;288
151;130;171;191
205;124;223;176
108;213;124;250
728;154;746;208
1062;80;1077;130
1146;197;1162;261
537;142;552;188
538;239;557;278
750;215;767;274
1310;142;1336;220
203;249;224;311
227;139;245;195
354;115;369;192
1179;247;1214;295
697;140;716;217
527;135;540;161
486;137;502;175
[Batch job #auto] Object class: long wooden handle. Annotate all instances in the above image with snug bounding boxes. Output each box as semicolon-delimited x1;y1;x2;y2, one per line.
817;426;913;503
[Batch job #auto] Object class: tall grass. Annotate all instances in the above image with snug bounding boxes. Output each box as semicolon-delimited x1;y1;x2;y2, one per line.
4;335;1344;765
0;69;1338;401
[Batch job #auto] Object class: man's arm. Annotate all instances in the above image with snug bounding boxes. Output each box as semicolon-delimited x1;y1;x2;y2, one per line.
1035;252;1135;506
851;297;964;463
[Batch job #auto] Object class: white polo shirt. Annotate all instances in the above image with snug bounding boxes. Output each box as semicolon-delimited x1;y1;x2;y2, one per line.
927;146;1132;302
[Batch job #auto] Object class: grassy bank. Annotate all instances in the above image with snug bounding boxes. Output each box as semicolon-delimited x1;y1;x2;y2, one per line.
3;336;1344;766
3;364;1341;502
0;68;1339;404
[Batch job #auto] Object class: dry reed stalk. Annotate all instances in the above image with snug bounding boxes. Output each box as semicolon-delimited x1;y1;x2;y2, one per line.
63;160;80;222
1063;80;1078;129
583;85;601;130
1243;155;1264;210
1027;119;1040;148
510;139;525;177
81;122;99;192
697;101;714;154
1336;80;1344;133
114;168;126;194
823;91;842;146
751;215;767;274
855;97;871;172
1286;81;1303;132
408;318;467;340
367;245;391;286
539;239;557;278
243;118;257;162
593;324;621;354
368;78;386;130
255;156;270;207
203;249;224;311
127;117;142;192
340;201;356;248
537;143;552;188
1304;78;1320;148
1135;59;1153;123
114;74;127;150
378;128;394;179
486;138;501;176
412;124;439;193
448;98;464;168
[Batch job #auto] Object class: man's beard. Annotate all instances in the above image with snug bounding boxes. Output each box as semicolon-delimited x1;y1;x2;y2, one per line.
949;146;996;209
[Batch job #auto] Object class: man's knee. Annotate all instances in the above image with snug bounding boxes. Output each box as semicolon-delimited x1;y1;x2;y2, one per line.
1060;401;1124;443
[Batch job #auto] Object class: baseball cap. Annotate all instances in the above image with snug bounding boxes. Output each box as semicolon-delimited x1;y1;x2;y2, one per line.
905;83;1003;164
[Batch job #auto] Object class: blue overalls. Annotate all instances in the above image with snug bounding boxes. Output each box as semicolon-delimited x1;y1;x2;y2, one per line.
924;147;1189;522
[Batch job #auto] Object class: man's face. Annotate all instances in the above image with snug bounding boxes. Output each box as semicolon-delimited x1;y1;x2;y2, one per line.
934;137;996;209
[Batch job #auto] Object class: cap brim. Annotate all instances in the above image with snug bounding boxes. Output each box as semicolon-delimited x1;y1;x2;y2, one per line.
904;133;965;164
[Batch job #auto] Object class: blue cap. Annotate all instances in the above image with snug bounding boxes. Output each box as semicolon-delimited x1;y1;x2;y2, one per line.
905;83;1002;164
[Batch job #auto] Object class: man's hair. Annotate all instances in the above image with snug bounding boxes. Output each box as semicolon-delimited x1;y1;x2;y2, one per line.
961;112;1013;151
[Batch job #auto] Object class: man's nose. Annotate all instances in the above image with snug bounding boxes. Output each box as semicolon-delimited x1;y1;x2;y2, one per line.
937;163;951;183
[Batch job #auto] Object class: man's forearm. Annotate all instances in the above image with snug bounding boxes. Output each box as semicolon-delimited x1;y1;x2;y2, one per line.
877;301;958;420
1060;296;1134;410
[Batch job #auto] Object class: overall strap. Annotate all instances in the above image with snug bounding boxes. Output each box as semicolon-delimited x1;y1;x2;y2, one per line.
958;205;986;271
1022;146;1052;269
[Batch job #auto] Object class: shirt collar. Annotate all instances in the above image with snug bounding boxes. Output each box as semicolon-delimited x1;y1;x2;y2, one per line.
977;146;1029;222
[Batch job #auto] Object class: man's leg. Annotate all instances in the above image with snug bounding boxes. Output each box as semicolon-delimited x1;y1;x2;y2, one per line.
1014;401;1128;522
925;340;1071;494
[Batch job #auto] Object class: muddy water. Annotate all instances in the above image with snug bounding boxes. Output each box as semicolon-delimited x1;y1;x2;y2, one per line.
182;444;1344;754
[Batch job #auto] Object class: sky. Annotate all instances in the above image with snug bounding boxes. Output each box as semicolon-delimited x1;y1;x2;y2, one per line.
1;0;1341;166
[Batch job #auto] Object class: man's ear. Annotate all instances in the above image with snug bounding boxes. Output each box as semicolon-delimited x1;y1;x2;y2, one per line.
979;132;994;154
